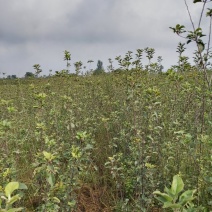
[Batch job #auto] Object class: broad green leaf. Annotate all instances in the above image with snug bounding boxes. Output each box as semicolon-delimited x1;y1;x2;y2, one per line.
68;199;76;207
163;202;181;208
5;182;19;198
197;42;204;53
174;130;184;135
7;208;24;212
153;191;173;203
53;197;60;203
179;189;196;205
7;194;21;205
171;175;184;196
18;183;27;190
85;144;93;150
204;176;212;183
47;173;54;187
207;186;212;194
164;186;175;197
43;151;52;160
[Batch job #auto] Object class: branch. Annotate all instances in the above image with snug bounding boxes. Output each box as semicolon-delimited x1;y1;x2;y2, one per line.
206;16;212;58
198;0;207;28
184;0;196;31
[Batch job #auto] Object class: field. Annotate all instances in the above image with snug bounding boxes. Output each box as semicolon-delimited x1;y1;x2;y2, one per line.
0;70;211;211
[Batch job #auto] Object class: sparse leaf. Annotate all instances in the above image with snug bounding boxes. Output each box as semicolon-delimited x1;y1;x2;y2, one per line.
206;8;212;17
187;40;192;44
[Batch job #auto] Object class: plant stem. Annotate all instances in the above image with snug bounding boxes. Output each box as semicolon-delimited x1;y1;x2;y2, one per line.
184;0;195;31
198;0;207;28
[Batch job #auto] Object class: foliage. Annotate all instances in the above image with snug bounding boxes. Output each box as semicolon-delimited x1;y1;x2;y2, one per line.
170;0;212;87
0;2;212;210
0;181;27;211
0;68;211;210
74;61;83;75
93;60;105;75
33;64;42;77
24;72;34;78
6;75;17;80
63;50;71;73
153;175;205;211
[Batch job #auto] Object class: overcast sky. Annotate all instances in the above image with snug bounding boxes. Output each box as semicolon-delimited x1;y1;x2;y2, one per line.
0;0;209;77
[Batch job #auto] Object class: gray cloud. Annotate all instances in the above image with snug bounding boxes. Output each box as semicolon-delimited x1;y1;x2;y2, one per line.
0;0;210;77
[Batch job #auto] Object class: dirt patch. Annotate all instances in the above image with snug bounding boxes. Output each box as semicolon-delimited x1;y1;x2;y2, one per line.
76;185;112;212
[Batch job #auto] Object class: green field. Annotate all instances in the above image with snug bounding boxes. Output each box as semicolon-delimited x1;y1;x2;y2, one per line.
0;70;211;211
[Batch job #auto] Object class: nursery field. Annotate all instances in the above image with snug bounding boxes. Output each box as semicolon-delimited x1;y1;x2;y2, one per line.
0;70;211;211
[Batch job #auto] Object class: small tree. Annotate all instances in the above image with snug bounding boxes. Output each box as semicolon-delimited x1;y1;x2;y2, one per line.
107;58;114;72
25;72;34;78
170;0;212;87
74;61;83;75
33;64;42;77
64;50;71;73
6;75;17;79
93;60;105;75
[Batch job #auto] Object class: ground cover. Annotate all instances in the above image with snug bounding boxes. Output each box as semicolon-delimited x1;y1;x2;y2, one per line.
0;70;211;211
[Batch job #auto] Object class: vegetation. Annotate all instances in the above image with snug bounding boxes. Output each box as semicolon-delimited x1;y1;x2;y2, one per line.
0;0;212;211
153;175;205;211
93;60;105;75
0;65;211;211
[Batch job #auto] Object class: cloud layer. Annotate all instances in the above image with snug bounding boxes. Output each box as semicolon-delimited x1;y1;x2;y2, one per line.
0;0;209;77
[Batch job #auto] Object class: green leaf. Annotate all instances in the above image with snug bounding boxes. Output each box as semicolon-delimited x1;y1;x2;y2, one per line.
193;0;202;3
7;194;21;205
171;175;184;196
5;182;19;198
197;42;205;53
163;202;181;209
53;197;60;203
18;183;27;190
179;189;196;205
43;151;52;160
68;199;76;207
85;144;93;150
153;191;173;203
187;40;192;44
7;208;24;212
164;186;175;198
47;173;54;187
204;176;212;183
206;8;212;17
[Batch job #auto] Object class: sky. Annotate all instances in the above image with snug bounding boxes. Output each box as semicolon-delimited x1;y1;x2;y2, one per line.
0;0;209;77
